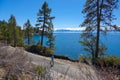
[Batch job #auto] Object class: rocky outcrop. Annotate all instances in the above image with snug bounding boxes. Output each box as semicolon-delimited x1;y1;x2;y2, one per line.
0;45;99;80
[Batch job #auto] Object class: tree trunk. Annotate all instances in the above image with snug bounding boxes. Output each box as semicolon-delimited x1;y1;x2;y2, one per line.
95;0;104;58
41;27;44;46
41;10;45;46
95;0;100;58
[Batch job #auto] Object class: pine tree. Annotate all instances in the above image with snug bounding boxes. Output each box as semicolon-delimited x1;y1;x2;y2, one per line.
46;19;55;50
23;19;33;46
8;15;17;47
36;1;55;46
33;26;41;35
16;26;24;46
0;20;9;42
80;27;107;59
0;16;24;46
81;0;118;58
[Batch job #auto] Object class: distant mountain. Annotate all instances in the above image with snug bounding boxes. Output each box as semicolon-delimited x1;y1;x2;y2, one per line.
55;29;81;31
54;26;120;33
54;28;85;33
54;29;82;33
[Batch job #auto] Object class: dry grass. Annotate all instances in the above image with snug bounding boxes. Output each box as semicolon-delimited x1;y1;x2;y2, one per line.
0;43;74;80
95;65;120;80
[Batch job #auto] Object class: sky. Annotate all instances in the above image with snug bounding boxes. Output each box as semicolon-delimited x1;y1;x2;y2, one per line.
0;0;120;29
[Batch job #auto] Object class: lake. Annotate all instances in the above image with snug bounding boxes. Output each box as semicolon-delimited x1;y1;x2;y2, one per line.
32;32;120;59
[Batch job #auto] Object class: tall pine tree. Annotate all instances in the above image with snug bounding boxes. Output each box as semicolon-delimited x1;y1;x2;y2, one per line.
8;15;17;47
0;19;24;46
36;1;55;46
81;0;118;58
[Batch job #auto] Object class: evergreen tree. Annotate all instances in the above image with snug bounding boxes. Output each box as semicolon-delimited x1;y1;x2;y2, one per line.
23;19;33;46
81;0;118;58
7;15;24;47
8;15;17;47
16;26;24;46
0;20;9;42
0;16;24;46
33;26;41;35
80;27;107;59
46;19;55;51
36;1;55;46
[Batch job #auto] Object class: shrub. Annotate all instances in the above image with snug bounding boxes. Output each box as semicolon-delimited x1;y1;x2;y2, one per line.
93;56;120;67
27;45;44;53
26;43;54;57
106;56;120;66
78;55;92;65
35;66;45;75
44;47;54;55
78;56;86;63
95;56;120;80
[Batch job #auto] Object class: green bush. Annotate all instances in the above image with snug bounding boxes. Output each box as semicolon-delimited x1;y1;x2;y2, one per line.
35;66;45;75
95;56;120;67
106;56;120;66
26;45;44;54
25;42;54;57
78;56;86;63
44;47;54;55
78;55;92;65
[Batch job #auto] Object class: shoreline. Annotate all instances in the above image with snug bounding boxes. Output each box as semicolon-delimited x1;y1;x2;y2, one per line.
30;52;79;62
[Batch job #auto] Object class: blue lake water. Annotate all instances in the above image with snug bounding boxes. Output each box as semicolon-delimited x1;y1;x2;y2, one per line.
33;32;120;59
